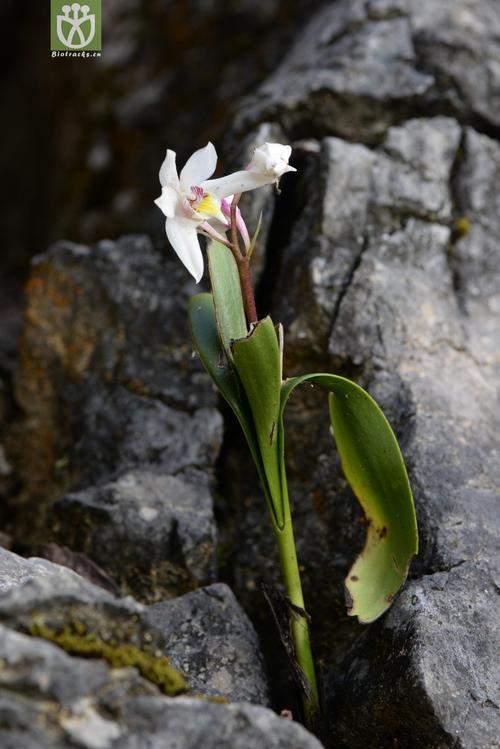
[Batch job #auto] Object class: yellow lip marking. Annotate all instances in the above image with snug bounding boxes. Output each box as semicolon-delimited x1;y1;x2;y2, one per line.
196;194;225;222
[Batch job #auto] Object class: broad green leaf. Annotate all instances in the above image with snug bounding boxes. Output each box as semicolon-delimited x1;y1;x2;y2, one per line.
188;293;276;522
232;318;284;529
207;241;247;362
191;288;417;621
280;374;418;623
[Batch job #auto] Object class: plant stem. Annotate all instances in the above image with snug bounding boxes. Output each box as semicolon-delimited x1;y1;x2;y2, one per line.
274;501;320;728
236;257;258;325
226;198;317;718
228;202;258;325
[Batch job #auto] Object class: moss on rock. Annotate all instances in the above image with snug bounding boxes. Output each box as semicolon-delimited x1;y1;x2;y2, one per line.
28;619;188;696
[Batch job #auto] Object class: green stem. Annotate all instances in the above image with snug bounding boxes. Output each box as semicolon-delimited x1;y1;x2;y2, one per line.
273;501;320;728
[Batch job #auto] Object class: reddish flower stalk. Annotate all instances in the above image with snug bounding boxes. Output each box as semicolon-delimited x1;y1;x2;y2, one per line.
228;201;258;326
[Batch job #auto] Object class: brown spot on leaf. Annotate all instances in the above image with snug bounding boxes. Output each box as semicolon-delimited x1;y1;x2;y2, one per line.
350;575;359;582
378;526;387;539
385;592;394;603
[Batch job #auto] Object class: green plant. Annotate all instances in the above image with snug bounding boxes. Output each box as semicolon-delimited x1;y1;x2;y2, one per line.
155;141;418;728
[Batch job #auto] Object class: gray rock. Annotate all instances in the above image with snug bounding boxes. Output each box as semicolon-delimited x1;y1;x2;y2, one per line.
0;621;317;749
275;117;461;358
313;125;499;747
10;236;223;598
0;549;319;748
147;583;270;705
318;121;500;572
55;470;217;602
115;698;324;749
331;560;500;749
452;128;500;375
236;0;500;141
68;387;222;485
0;624;113;707
0;622;321;749
0;546;144;628
0;549;270;707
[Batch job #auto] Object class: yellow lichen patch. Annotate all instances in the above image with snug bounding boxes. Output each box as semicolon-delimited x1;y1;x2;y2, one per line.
453;216;471;239
28;620;188;696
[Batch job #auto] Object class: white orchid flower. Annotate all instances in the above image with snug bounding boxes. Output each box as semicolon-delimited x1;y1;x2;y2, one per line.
154;142;227;282
155;141;296;282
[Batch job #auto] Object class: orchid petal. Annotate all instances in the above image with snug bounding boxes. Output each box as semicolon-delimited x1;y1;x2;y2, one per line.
256;142;292;164
154;185;178;218
159;149;180;189
220;199;231;219
201;171;271;199
180;142;217;191
235;207;251;252
219;197;250;249
249;143;297;179
165;217;204;283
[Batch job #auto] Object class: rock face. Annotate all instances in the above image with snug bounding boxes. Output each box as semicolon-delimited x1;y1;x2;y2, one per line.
147;583;270;705
220;1;500;747
55;471;217;602
0;548;269;706
0;548;320;749
332;561;500;749
237;0;500;141
9;236;222;600
315;119;500;749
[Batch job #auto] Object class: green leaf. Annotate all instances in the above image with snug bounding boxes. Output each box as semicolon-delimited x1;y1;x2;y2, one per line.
232;317;284;529
188;293;277;523
189;293;242;409
207;241;247;362
280;374;418;623
190;284;417;621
